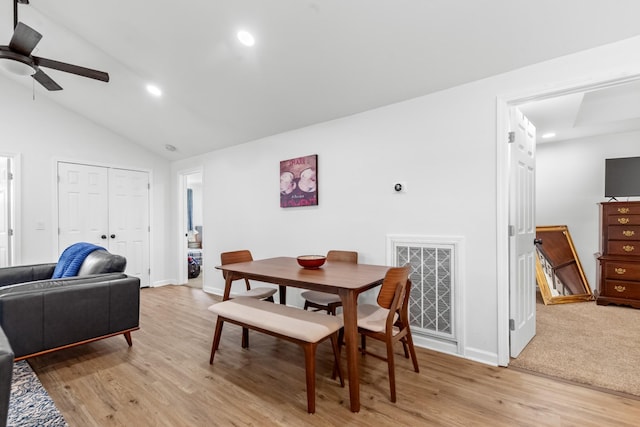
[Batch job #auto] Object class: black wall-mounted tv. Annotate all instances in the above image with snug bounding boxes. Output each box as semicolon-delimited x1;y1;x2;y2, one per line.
605;156;640;198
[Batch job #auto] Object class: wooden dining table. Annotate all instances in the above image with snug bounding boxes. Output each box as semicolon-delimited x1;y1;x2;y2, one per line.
215;256;391;412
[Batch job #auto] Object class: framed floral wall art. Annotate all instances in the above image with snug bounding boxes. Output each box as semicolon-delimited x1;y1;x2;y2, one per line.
280;154;317;208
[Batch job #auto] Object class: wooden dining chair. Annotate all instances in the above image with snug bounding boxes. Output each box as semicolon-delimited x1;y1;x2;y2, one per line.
220;250;277;347
354;264;420;402
301;250;358;315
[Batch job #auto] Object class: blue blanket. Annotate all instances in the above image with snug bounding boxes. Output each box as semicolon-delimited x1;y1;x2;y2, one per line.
51;242;106;279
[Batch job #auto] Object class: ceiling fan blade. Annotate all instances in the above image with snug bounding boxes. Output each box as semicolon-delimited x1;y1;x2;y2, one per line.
32;69;63;91
33;56;109;82
9;22;42;56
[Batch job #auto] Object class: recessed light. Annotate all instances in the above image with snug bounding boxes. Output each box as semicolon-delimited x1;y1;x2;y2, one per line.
237;30;255;47
146;84;162;97
541;132;556;139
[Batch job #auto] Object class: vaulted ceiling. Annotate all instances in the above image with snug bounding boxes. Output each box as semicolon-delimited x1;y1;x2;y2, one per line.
3;1;640;160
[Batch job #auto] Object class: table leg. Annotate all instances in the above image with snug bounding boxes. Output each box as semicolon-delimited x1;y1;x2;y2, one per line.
278;285;287;305
339;289;360;412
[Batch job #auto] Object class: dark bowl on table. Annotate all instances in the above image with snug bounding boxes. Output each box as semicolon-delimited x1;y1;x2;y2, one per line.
297;255;326;269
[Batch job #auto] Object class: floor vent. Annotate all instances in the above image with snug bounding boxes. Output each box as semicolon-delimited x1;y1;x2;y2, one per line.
387;235;463;348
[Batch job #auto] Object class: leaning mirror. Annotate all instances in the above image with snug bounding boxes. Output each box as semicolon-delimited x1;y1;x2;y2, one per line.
534;225;594;305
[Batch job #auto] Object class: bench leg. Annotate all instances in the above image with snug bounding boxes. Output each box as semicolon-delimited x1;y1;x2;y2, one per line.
123;331;133;347
210;317;225;364
303;342;318;414
241;327;249;348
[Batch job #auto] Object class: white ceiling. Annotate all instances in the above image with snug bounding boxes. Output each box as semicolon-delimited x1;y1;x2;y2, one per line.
3;1;640;160
520;79;640;144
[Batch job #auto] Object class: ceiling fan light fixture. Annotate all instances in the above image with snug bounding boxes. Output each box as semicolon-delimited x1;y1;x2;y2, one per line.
2;21;109;91
0;54;35;76
237;30;255;47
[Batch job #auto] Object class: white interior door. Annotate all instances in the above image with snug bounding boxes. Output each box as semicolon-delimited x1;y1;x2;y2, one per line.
58;162;109;251
58;162;150;286
109;168;150;286
509;107;537;358
0;157;12;267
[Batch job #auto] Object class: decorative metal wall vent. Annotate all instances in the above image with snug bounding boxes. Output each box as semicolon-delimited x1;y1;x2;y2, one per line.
388;236;462;345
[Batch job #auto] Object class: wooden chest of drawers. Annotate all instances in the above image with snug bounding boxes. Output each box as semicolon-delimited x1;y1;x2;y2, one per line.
598;201;640;308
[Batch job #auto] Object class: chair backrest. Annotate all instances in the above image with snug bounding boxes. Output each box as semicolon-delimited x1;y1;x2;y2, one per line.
399;278;413;326
377;265;410;310
220;250;253;266
326;250;358;263
220;250;253;288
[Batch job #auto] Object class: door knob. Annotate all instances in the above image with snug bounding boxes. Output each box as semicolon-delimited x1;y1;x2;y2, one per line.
534;238;543;245
101;235;107;239
110;234;116;239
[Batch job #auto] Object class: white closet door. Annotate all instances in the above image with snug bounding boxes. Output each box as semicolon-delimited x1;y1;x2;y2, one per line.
108;168;150;286
58;162;150;287
58;162;109;252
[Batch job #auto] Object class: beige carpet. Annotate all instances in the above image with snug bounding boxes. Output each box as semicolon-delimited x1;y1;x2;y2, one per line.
187;275;203;289
510;293;640;397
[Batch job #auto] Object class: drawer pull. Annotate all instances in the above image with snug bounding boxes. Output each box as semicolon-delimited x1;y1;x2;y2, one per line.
614;285;626;293
623;230;635;237
618;207;630;214
615;268;626;275
623;245;635;252
618;218;630;224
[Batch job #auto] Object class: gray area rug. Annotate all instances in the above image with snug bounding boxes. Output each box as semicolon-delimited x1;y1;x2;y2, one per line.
7;361;67;427
510;293;640;397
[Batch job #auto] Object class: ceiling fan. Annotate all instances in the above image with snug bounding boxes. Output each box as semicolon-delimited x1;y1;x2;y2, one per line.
0;0;109;90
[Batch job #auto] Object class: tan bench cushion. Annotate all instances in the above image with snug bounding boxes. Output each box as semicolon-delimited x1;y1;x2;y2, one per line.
209;297;343;343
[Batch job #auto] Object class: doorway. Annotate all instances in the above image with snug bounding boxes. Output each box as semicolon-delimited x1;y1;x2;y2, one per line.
0;155;15;267
498;73;640;365
182;170;203;288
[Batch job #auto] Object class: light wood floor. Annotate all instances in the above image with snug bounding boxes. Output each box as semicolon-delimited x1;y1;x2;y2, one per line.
28;285;640;426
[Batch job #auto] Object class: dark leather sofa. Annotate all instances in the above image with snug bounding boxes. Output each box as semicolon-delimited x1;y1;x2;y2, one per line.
0;249;140;426
0;249;141;360
0;328;13;427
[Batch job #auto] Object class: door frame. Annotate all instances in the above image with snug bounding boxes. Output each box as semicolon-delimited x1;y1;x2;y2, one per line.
0;153;20;266
55;159;152;285
496;72;640;366
177;167;203;285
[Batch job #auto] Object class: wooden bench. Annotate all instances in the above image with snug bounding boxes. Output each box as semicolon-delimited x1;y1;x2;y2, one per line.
208;297;344;413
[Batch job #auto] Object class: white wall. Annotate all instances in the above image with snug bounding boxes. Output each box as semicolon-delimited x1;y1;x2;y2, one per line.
172;35;640;365
0;75;173;286
537;131;640;290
